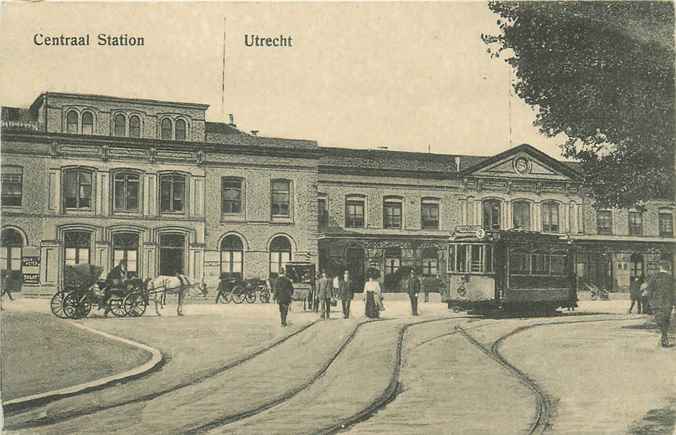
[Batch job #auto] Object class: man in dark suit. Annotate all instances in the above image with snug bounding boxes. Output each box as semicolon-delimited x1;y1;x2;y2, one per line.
406;269;421;316
648;258;674;348
273;270;294;327
338;270;353;319
317;271;332;319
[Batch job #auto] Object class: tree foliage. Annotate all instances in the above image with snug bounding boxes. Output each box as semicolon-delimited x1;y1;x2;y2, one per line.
483;1;674;209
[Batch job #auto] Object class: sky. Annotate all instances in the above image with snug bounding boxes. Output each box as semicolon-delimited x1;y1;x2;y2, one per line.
0;1;567;158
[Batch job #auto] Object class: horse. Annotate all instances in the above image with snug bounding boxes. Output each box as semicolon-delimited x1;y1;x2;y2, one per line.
144;274;208;316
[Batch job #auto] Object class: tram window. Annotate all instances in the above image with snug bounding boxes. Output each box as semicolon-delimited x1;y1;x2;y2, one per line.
448;246;455;272
456;245;468;272
485;246;494;273
550;253;567;275
532;252;550;275
510;251;529;274
470;245;483;272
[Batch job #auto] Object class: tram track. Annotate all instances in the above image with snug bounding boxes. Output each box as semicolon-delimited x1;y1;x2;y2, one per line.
456;316;633;435
185;316;391;434
4;318;321;431
310;316;475;435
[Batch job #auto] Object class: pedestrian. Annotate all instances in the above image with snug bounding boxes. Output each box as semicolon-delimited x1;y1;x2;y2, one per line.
406;269;421;316
339;270;353;319
639;274;650;314
313;272;321;312
628;275;642;314
646;258;674;348
272;270;294;327
363;273;382;319
317;271;332;319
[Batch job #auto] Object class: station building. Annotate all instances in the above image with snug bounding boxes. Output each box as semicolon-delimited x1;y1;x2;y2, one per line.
1;91;673;296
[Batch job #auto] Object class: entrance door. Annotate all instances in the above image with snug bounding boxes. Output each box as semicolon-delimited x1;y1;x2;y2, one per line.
346;246;365;293
159;234;185;276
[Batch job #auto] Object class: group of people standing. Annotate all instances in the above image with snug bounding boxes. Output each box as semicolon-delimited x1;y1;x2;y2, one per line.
628;258;674;348
272;267;429;325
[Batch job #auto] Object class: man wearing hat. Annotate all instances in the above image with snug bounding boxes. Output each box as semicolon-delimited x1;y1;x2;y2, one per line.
647;257;674;348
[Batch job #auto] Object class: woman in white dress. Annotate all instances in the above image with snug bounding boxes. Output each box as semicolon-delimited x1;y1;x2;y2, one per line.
363;276;382;319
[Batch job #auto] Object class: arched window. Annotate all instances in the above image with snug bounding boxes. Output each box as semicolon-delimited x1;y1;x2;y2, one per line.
82;112;94;135
66;110;79;134
482;199;501;230
421;247;438;277
64;231;91;266
175;119;187;141
1;228;23;272
512;201;531;230
160;118;172;140
113;114;126;137
541;202;560;233
129;115;141;138
269;236;292;277
221;235;244;278
63;168;93;209
112;232;139;277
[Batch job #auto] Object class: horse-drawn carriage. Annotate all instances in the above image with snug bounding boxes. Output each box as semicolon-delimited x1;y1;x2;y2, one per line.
214;274;271;304
284;261;316;311
49;264;146;319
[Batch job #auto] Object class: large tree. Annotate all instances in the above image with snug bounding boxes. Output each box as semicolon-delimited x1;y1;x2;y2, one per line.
483;1;674;209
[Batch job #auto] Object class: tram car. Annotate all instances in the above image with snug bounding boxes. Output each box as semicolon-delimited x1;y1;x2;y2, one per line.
445;226;576;313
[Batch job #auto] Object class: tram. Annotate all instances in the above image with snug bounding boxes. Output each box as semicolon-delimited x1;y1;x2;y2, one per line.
445;226;577;313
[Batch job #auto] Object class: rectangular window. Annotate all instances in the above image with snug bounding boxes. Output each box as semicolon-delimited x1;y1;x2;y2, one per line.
456;245;468;272
222;178;243;214
271;180;291;217
597;210;612;235
384;256;400;275
628;211;642;236
113;173;139;212
1;166;23;206
64;169;92;209
346;199;365;228
421;201;440;229
422;258;438;276
448;245;455;272
470;245;483;272
318;198;328;228
160;174;185;213
383;200;402;229
482;200;501;230
550;254;567;276
512;201;531;230
509;251;530;274
659;212;673;237
485;245;494;273
531;253;550;275
542;202;560;233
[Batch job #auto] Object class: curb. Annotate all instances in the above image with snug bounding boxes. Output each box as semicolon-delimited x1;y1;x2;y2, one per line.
2;320;164;412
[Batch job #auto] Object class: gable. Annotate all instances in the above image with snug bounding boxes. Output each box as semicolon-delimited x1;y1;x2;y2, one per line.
463;145;580;182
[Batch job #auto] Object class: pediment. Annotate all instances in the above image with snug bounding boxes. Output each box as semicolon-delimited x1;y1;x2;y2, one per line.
465;146;578;182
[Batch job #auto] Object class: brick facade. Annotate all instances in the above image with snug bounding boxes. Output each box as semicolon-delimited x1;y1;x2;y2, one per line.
1;91;674;296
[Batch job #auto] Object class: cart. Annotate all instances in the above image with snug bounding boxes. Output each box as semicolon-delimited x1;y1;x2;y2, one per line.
284;262;316;311
50;264;143;319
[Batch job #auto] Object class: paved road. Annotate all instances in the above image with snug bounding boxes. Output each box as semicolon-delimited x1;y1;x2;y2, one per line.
3;299;671;434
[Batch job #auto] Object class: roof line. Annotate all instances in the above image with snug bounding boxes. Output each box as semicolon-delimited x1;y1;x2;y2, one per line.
31;92;210;110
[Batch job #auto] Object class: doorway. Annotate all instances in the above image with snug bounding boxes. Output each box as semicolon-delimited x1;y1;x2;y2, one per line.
346;246;365;293
159;233;185;276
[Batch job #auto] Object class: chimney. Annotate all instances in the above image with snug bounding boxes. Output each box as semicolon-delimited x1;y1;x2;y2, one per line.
228;113;236;127
250;130;259;136
455;156;461;172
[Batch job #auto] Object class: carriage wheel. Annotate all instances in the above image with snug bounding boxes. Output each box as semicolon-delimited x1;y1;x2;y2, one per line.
50;291;69;319
232;289;245;304
64;293;92;319
245;291;257;304
216;290;232;304
123;292;147;317
259;288;271;304
109;296;127;317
